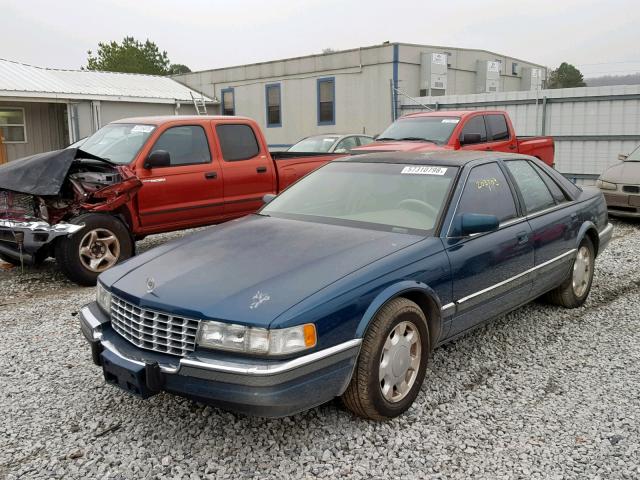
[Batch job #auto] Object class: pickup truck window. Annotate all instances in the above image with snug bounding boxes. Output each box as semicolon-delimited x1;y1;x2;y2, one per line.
152;126;211;166
455;162;517;223
216;124;260;161
459;116;487;143
485;114;510;141
377;117;459;144
505;160;556;214
262;162;457;234
80;123;156;165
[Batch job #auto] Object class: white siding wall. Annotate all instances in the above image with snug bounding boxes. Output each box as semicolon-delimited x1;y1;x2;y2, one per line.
400;85;640;178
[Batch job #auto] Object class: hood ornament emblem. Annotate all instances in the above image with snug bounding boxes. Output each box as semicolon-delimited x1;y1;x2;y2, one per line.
146;277;156;293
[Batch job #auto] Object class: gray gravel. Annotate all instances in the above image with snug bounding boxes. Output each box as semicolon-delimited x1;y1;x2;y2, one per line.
1;220;639;479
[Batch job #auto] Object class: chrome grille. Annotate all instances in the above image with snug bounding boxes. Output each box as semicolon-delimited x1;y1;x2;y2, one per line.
110;295;200;357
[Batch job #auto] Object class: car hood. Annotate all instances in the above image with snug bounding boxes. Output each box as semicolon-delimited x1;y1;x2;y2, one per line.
109;215;423;328
600;161;640;184
351;142;451;153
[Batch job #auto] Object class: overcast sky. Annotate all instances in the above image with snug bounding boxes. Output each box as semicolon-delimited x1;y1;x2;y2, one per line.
0;0;638;77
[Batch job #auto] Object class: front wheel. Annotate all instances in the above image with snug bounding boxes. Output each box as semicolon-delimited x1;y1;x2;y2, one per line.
55;214;133;286
342;297;430;420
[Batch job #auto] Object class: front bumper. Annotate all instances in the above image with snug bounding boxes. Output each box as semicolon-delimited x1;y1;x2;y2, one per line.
80;303;361;417
0;219;83;262
598;222;614;253
602;191;640;218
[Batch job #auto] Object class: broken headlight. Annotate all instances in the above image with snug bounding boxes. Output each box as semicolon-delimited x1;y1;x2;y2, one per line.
96;282;112;315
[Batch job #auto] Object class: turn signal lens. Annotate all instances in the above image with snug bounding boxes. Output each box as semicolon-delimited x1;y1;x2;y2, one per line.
303;324;317;348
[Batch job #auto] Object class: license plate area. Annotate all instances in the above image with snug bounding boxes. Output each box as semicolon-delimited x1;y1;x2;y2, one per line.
101;349;157;399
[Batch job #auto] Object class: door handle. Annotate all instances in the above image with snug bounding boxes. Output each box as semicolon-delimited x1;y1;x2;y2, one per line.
204;171;217;179
516;231;529;245
256;166;267;173
485;147;493;151
508;144;517;150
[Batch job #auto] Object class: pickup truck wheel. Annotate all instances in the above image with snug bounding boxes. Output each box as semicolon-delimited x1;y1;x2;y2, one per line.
545;237;595;308
342;297;429;420
55;214;132;286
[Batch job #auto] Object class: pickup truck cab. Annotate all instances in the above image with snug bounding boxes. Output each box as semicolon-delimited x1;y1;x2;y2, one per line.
0;116;342;285
353;110;555;167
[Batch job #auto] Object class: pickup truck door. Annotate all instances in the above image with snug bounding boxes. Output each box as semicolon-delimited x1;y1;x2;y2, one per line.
484;114;518;153
135;124;224;230
458;115;491;152
214;122;276;218
444;162;534;338
503;159;579;297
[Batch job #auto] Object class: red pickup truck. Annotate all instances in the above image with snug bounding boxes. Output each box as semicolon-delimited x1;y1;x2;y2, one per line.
353;110;555;166
0;116;341;285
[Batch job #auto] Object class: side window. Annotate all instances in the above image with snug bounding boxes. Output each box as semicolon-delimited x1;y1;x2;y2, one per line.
216;124;260;161
505;160;556;213
151;126;211;166
221;88;235;116
485;114;510;141
531;162;569;203
459;115;487;144
358;136;374;146
334;137;358;153
456;162;517;223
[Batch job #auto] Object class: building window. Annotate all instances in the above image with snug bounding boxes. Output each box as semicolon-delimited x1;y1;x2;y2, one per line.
0;107;26;143
317;77;335;125
265;83;281;127
512;62;519;75
221;88;235;116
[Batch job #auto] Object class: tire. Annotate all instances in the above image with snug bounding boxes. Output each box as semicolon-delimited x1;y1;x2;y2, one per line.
546;236;595;308
55;213;133;286
342;297;430;420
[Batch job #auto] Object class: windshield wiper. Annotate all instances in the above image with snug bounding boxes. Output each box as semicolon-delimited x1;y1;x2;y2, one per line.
375;137;397;141
396;137;439;144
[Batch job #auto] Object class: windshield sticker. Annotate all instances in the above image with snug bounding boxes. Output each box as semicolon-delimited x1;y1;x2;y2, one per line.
441;119;460;124
475;178;501;191
131;125;155;133
401;166;448;176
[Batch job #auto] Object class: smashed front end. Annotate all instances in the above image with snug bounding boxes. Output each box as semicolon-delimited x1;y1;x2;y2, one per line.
0;148;142;265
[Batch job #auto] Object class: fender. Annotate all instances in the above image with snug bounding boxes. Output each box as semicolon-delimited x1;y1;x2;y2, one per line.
355;280;444;339
576;220;599;254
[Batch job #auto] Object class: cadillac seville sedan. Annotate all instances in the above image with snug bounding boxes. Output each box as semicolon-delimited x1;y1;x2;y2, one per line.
80;151;613;420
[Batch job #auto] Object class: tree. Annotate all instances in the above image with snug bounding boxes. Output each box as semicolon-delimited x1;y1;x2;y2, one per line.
167;64;191;75
85;37;178;75
547;62;586;88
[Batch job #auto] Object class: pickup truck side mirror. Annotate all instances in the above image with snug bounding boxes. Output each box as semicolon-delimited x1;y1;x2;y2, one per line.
144;150;171;169
262;193;276;205
619;153;629;161
453;213;499;236
460;133;482;146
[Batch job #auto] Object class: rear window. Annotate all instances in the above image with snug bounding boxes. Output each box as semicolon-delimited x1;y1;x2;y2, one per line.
216;124;260;161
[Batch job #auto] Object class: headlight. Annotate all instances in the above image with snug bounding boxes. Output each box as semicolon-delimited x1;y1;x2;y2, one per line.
96;282;112;314
197;321;316;355
596;179;617;190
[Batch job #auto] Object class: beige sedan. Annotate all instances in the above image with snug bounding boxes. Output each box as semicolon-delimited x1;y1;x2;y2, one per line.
597;146;640;218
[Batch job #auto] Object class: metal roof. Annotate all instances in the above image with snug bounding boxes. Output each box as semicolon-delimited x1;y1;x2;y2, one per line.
0;58;211;104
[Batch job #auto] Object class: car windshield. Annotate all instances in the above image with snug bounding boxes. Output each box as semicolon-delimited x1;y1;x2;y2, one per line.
79;123;156;164
261;162;458;234
288;135;340;153
627;145;640;162
377;117;460;144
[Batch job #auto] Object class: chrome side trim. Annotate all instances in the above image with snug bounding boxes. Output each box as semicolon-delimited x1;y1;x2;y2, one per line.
599;223;613;240
100;338;362;377
440;302;456;316
456;249;577;305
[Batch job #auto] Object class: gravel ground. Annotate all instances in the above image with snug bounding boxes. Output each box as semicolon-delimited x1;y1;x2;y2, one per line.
1;220;639;479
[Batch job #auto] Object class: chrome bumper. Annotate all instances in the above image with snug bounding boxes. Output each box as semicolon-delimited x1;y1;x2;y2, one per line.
0;219;83;254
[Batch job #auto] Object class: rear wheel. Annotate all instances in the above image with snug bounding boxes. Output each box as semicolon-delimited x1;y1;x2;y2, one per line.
342;297;430;420
546;236;595;308
55;214;132;286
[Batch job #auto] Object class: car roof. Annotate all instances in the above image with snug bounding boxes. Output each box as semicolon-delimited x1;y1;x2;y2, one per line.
111;115;256;125
338;150;531;166
400;110;507;119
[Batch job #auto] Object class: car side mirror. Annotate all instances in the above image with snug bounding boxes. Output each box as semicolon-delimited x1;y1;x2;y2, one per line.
457;213;499;236
144;150;170;169
460;133;482;145
262;193;276;205
618;153;628;161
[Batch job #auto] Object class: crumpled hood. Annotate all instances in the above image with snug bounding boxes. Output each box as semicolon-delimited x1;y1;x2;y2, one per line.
600;161;640;184
0;148;107;196
110;215;422;328
351;142;452;154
